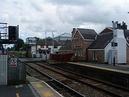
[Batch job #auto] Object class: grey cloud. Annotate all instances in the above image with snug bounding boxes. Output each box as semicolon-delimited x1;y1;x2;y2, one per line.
1;0;129;40
29;1;43;12
56;3;129;28
46;0;92;5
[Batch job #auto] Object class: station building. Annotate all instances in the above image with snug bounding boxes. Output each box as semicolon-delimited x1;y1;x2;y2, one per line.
71;22;129;65
88;27;129;64
71;28;97;61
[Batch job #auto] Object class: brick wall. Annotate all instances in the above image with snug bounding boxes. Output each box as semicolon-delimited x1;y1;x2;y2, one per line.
126;46;129;65
88;50;104;63
72;31;94;61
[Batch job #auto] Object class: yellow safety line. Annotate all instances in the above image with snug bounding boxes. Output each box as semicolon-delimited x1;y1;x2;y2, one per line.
35;83;43;88
42;91;53;97
16;93;20;97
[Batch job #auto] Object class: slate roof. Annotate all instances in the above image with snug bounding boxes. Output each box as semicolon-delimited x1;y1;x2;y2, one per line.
88;32;113;49
76;28;97;39
100;27;112;34
88;29;129;49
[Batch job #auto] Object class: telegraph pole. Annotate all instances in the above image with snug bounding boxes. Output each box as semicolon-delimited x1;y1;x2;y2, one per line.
52;31;55;53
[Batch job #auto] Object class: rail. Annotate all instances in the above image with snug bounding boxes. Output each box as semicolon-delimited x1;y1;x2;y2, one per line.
19;61;85;97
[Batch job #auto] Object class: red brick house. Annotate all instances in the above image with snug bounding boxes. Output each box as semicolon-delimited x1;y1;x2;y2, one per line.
71;28;97;61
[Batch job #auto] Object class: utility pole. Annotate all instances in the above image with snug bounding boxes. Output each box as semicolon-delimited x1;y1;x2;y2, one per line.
52;31;54;53
45;31;47;47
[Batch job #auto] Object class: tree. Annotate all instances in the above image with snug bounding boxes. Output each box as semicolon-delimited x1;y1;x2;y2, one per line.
14;38;24;51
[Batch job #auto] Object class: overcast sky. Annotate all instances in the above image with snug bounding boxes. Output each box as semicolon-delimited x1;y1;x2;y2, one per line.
0;0;129;40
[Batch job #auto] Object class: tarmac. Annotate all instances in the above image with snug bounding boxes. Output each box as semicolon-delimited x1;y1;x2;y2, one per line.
0;84;35;97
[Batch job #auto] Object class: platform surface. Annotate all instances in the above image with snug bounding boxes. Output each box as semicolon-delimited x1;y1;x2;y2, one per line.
27;76;63;97
0;77;63;97
68;62;129;74
0;84;35;97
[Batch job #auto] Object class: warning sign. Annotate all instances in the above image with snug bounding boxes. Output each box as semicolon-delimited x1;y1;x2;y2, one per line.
9;58;17;67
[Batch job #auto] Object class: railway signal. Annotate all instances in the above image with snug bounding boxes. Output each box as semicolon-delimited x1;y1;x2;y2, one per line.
8;26;19;41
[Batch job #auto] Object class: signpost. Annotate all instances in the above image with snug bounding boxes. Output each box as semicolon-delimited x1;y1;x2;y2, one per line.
9;58;17;68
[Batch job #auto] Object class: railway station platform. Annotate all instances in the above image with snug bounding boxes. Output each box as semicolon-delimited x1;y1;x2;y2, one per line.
0;76;63;97
27;76;63;97
67;62;129;90
68;62;129;74
0;84;36;97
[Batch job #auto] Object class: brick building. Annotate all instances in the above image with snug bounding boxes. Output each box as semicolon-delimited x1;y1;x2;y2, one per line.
71;28;97;61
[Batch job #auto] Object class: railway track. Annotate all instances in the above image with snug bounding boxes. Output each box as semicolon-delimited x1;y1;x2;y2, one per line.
57;62;129;90
34;62;129;97
43;63;129;91
23;61;85;97
20;60;129;97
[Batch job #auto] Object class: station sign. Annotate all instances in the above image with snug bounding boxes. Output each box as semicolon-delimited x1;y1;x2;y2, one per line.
9;58;17;67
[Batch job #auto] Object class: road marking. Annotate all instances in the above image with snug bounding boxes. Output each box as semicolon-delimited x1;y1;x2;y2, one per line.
16;93;20;97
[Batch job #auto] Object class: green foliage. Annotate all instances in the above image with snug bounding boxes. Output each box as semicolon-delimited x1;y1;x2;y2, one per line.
9;51;27;58
14;38;24;51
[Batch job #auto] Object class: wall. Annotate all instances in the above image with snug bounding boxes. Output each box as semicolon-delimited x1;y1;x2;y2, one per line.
105;40;112;63
116;30;126;63
126;46;129;65
105;29;127;64
88;50;104;63
72;31;94;61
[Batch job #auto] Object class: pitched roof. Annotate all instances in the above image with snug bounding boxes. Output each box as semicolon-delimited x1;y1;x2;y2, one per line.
72;28;97;40
88;28;129;50
77;28;97;39
88;32;113;49
100;28;129;43
100;27;112;34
